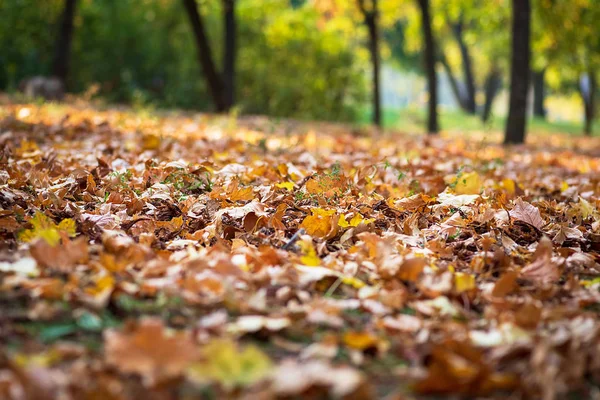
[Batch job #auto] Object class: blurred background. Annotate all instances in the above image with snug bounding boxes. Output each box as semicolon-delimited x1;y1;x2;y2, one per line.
0;0;598;135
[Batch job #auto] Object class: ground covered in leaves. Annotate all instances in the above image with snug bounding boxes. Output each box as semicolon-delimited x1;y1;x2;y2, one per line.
1;101;600;400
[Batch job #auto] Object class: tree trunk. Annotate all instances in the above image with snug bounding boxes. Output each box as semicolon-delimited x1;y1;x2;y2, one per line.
182;0;227;112
440;52;468;112
417;0;439;134
358;0;381;128
532;68;546;118
504;0;531;145
222;0;236;110
52;0;78;89
581;72;596;136
481;66;501;123
452;20;476;114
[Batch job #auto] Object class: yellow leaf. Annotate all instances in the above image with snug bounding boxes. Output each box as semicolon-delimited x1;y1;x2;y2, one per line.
560;181;569;193
57;218;77;237
276;181;294;191
300;208;336;238
16;139;40;156
18;213;76;246
454;272;476;293
298;239;321;266
341;276;366;289
187;339;272;390
338;214;350;228
501;178;515;194
142;134;161;150
579;197;596;219
277;163;288;176
156;216;184;231
343;331;378;350
305;178;324;194
14;349;61;368
452;171;482;195
229;186;254;202
85;273;115;297
340;213;374;228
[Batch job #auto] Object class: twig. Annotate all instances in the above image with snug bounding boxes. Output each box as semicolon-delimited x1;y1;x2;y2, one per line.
281;228;306;250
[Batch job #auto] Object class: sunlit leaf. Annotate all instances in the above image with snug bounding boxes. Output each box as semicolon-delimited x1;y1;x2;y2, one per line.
18;213;76;246
187;339;272;390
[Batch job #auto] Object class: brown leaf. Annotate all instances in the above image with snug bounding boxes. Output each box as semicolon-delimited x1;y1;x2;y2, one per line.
520;236;562;284
492;270;519;297
104;318;199;385
510;198;545;229
29;234;89;272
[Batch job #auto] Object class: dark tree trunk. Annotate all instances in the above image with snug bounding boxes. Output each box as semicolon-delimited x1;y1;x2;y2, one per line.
417;0;439;134
481;66;501;123
581;72;596;136
222;0;236;110
182;0;227;112
52;0;78;89
451;20;476;114
358;0;381;127
504;0;531;145
532;68;546;118
440;52;468;112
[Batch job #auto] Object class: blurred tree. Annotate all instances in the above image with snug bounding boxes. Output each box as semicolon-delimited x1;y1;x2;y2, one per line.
532;69;546;118
52;0;78;89
0;0;61;89
402;0;509;123
504;0;531;144
182;0;227;112
0;0;366;121
449;14;476;114
536;0;599;135
416;0;438;134
481;64;501;123
357;0;382;127
580;73;596;136
436;0;509;121
384;21;421;72
223;0;236;109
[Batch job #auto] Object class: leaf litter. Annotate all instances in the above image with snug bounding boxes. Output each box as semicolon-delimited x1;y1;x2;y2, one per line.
1;102;600;399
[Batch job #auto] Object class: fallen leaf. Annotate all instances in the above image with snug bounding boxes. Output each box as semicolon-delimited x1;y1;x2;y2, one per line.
520;236;562;284
18;213;77;246
187;338;272;390
510;198;545;229
104;318;199;385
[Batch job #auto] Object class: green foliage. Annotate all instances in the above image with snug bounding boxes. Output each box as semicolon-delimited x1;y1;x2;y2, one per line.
0;0;366;122
0;0;62;89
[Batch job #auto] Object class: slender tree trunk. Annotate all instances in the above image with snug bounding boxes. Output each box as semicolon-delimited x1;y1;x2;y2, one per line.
52;0;78;89
581;72;596;136
222;0;236;110
440;52;468;111
452;20;476;114
504;0;531;145
532;68;546;118
358;0;381;127
481;65;501;123
182;0;227;112
417;0;439;134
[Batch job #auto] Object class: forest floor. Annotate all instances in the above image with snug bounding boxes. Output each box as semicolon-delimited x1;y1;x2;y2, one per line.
1;99;600;399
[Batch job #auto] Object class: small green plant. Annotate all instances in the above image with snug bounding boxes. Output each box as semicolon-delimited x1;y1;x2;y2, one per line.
162;169;213;194
448;165;465;189
328;161;342;177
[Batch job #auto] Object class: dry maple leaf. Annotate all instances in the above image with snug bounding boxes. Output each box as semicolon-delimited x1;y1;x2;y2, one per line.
510;198;545;229
104;318;199;385
520;236;562;284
